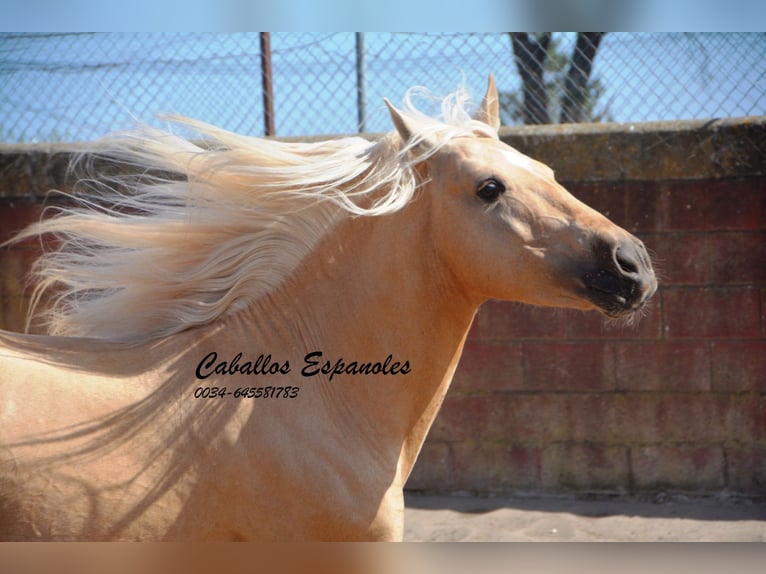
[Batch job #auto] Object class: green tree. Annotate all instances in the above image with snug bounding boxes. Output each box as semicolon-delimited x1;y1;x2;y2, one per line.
503;33;612;125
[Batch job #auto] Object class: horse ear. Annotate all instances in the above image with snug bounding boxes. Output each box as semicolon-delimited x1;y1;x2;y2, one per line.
473;74;500;131
384;98;417;143
384;98;439;153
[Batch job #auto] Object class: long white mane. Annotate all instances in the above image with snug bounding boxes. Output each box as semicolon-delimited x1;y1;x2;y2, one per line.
14;86;496;343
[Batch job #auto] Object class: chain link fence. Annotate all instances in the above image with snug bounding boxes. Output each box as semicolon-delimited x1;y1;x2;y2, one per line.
1;32;764;143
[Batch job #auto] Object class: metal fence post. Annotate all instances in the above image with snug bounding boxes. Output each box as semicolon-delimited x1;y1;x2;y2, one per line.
355;32;367;133
260;32;275;136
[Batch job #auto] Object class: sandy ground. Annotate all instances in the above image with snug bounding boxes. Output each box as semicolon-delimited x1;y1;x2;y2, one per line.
403;492;766;542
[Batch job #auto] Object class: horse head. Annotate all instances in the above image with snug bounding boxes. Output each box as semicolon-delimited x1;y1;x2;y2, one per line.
385;75;657;320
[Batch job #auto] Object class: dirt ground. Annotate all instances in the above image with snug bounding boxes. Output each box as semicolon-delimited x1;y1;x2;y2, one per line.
403;492;766;542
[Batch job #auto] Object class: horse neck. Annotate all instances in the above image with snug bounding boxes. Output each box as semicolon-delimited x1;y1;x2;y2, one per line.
230;195;480;480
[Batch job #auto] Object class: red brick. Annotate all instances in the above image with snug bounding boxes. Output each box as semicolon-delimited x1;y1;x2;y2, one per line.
449;441;498;492
624;181;668;232
762;289;766;337
564;301;662;340
489;395;571;443
615;342;711;392
655;230;766;287
0;248;32;300
430;394;570;443
631;445;725;491
495;395;572;443
522;342;615;391
638;233;664;272
405;441;452;491
664;181;714;232
651;394;747;443
571;394;665;444
747;395;766;441
627;180;763;234
653;233;708;285
719;394;766;444
429;396;494;442
725;445;766;494
472;300;566;340
497;444;545;490
665;183;702;232
3;294;45;334
711;341;766;392
466;316;481;340
707;232;766;285
0;202;44;243
0;295;29;333
569;394;740;444
669;181;762;231
569;182;628;227
653;394;740;442
663;287;761;338
542;444;629;493
451;341;523;394
703;179;762;231
450;443;549;492
761;178;766;228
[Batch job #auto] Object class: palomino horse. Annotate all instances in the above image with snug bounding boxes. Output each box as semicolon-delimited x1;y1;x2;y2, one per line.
0;76;656;541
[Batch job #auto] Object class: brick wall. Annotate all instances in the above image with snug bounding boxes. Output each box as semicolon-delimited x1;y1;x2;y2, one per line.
408;176;765;497
406;118;766;497
1;118;765;496
0;202;44;333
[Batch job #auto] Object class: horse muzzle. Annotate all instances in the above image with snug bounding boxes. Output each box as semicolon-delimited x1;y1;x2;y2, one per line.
583;235;658;319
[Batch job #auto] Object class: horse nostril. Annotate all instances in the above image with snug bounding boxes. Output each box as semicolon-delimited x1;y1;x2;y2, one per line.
613;239;645;276
615;252;639;275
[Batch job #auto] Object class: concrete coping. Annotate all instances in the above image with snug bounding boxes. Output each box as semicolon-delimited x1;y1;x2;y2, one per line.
1;116;764;200
498;115;766;183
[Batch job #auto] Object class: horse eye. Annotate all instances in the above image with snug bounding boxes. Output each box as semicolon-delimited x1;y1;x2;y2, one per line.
476;178;505;202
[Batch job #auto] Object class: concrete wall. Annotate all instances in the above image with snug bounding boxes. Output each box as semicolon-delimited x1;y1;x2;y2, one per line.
1;117;765;496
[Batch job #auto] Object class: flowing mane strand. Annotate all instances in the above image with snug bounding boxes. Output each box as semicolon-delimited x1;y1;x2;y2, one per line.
14;86;497;343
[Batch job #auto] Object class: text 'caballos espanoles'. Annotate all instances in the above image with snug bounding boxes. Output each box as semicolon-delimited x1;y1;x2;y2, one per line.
195;351;411;382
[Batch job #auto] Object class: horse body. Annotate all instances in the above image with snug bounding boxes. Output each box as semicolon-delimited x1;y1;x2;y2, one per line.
0;195;475;540
0;76;656;540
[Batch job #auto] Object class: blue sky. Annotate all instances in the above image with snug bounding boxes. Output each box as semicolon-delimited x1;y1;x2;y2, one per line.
1;32;764;142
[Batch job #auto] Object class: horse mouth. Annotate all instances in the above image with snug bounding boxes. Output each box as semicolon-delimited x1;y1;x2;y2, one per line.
584;270;657;320
593;296;649;321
